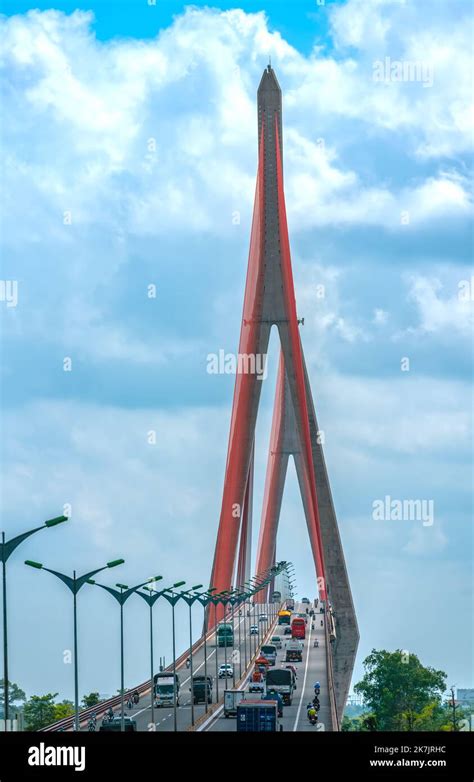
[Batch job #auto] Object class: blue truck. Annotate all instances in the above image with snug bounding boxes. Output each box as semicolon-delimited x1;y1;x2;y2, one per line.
236;700;282;732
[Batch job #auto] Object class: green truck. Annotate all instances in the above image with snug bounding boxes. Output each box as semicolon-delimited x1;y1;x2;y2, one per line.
217;622;234;647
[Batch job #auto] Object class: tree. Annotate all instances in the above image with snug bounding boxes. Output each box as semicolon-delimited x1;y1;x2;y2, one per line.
81;692;100;709
354;649;446;731
0;680;26;716
24;693;58;731
54;700;74;720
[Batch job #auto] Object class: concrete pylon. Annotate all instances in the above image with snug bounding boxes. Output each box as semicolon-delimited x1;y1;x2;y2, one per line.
210;66;327;612
255;352;359;719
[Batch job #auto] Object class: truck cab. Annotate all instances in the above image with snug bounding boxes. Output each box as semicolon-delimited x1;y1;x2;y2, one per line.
265;668;294;705
154;672;180;707
190;675;212;704
260;644;277;665
285;640;303;662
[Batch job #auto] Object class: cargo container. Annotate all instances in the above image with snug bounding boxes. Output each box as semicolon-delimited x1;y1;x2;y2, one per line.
236;700;281;732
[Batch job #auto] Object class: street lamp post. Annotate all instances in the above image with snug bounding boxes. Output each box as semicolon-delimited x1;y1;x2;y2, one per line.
194;587;216;714
133;578;165;729
162;581;185;732
88;576;161;732
25;555;124;731
212;598;220;705
228;592;238;688
221;594;231;692
179;584;202;727
236;595;242;680
1;515;68;729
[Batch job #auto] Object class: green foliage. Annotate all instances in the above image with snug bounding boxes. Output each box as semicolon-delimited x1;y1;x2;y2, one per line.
0;680;26;715
81;692;101;708
354;649;446;731
342;713;378;731
24;693;59;731
54;700;74;720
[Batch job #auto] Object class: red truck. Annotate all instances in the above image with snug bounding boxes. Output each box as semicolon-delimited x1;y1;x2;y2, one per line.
291;617;306;639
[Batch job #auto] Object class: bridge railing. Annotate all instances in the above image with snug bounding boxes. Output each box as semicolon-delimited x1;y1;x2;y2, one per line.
324;608;339;731
39;601;275;732
39;615;225;732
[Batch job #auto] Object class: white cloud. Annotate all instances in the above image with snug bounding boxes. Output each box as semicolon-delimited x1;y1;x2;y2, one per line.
1;2;472;249
406;274;474;336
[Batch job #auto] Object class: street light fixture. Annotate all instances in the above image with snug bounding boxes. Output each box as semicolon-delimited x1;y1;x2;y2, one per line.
25;555;123;731
162;581;185;732
1;515;69;730
192;587;216;715
136;579;164;728
209;590;227;705
176;584;202;727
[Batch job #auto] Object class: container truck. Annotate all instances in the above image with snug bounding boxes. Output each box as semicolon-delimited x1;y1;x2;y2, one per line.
236;700;282;732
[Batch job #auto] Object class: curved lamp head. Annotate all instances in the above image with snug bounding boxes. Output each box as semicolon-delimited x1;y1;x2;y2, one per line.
44;515;68;528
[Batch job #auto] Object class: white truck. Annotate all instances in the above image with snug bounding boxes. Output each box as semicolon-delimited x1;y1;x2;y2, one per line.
154;673;180;707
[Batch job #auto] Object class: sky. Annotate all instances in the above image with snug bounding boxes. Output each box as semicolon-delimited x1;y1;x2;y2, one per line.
0;0;472;706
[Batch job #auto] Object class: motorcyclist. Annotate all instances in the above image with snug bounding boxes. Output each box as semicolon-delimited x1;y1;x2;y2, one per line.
186;657;191;669
307;704;317;723
313;639;319;647
314;681;321;695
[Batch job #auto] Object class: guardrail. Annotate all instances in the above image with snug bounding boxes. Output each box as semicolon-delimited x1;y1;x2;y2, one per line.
39;603;280;732
324;609;339;731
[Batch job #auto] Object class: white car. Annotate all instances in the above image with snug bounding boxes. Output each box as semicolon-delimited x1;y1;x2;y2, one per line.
250;625;259;635
259;614;268;622
218;664;233;679
271;636;282;649
248;681;265;694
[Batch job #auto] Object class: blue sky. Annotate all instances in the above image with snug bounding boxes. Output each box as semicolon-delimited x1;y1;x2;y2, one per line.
0;0;472;705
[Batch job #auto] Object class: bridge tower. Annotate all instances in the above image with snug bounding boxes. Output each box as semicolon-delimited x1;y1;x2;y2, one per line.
209;67;359;717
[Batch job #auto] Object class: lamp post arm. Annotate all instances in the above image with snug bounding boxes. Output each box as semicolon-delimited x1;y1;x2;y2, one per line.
136;590;164;607
89;582;125;604
40;567;75;592
2;526;46;562
75;566;111;591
